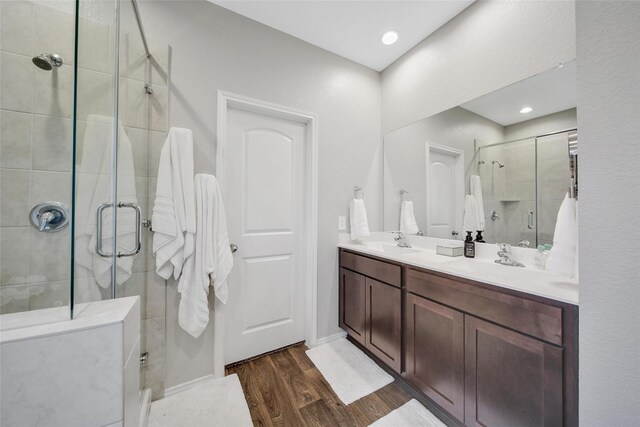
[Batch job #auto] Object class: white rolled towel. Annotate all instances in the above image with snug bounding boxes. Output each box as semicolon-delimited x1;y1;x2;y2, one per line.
400;201;420;235
349;199;370;240
546;193;578;278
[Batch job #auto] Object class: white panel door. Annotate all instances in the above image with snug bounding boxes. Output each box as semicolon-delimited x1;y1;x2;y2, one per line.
224;107;306;364
428;150;458;238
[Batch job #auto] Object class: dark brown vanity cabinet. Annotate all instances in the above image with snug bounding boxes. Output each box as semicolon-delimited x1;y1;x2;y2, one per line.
464;316;563;427
339;268;366;345
339;249;578;427
406;293;465;422
339;252;402;373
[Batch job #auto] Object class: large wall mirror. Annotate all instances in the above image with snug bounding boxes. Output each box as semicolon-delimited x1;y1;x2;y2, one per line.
383;61;577;247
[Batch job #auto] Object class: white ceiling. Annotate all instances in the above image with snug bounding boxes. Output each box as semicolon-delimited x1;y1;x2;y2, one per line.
461;61;577;127
209;0;475;71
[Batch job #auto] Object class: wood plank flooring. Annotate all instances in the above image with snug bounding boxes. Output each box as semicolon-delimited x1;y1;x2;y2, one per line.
226;343;412;427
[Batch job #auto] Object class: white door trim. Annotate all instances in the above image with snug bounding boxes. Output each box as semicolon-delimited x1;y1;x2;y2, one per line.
425;142;465;239
214;90;318;377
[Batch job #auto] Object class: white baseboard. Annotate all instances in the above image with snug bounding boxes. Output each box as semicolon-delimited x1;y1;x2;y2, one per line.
311;330;347;347
163;374;216;397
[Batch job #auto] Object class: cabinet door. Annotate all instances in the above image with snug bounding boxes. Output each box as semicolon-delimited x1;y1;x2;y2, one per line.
406;293;465;422
465;316;563;427
365;278;402;373
339;268;366;344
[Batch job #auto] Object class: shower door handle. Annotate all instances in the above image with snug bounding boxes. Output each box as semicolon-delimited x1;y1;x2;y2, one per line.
96;202;142;258
117;202;142;258
527;211;535;230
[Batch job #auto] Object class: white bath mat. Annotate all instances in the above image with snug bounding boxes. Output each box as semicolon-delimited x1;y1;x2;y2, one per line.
306;338;393;404
148;374;252;427
369;399;446;427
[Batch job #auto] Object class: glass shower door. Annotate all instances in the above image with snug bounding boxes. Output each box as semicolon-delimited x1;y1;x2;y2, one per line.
536;132;572;246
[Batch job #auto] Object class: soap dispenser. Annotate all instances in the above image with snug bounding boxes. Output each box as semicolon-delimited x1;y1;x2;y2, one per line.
475;230;486;243
464;231;475;258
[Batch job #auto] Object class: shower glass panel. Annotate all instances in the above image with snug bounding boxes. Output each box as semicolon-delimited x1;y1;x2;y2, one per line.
478;138;536;246
73;0;118;310
0;0;76;314
536;132;572;246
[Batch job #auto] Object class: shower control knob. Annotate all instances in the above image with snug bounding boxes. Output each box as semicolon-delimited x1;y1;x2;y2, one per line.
230;244;238;253
30;202;70;232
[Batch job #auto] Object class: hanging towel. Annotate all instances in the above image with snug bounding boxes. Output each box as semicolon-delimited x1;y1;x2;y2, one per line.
74;115;137;290
462;195;480;232
179;174;234;338
349;199;370;240
400;201;420;235
152;127;196;280
546;193;578;278
470;175;485;231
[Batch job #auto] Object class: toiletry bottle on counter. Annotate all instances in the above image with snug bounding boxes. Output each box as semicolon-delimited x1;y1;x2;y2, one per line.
464;231;475;258
475;231;486;243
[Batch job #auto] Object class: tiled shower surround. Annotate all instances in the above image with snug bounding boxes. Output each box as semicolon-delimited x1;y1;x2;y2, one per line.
0;0;170;400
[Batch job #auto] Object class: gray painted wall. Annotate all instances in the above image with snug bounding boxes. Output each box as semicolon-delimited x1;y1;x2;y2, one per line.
139;0;382;389
576;1;640;423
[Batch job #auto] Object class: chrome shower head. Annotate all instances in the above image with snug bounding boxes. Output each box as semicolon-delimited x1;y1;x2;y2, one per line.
492;160;505;168
32;53;63;71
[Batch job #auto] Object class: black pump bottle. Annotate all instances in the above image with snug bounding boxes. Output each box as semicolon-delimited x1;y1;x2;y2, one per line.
464;231;475;258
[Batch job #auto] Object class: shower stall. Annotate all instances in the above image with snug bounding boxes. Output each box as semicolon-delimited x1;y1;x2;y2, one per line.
1;0;169;400
476;129;577;247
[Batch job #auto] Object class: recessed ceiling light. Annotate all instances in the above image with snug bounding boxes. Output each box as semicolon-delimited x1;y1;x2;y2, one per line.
520;107;533;114
381;31;398;45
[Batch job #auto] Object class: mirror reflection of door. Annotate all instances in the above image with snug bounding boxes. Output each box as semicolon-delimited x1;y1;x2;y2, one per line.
426;144;464;239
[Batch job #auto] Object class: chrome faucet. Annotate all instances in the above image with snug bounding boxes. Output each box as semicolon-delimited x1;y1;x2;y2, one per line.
394;232;412;248
495;243;524;267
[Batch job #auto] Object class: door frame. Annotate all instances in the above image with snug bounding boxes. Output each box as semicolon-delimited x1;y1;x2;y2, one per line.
214;90;318;376
425;142;465;239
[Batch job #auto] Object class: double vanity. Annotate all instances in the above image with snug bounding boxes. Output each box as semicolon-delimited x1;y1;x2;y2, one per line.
338;232;578;427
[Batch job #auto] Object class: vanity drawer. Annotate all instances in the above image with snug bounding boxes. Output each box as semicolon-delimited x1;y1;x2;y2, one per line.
406;268;563;346
340;250;401;288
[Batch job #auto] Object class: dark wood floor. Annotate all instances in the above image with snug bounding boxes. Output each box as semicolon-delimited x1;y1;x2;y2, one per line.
226;343;412;427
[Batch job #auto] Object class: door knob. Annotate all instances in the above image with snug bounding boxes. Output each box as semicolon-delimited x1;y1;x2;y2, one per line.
230;244;238;253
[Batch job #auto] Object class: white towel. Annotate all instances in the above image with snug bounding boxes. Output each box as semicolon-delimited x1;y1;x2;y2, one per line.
349;199;370;240
179;174;234;338
470;175;485;231
462;195;480;232
74;115;137;290
546;193;578;278
400;201;419;235
152;127;196;280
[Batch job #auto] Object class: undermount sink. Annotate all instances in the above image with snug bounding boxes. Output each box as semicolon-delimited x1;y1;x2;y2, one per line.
362;242;421;255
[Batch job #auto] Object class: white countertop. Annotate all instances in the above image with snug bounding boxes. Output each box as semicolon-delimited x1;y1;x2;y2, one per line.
338;233;578;305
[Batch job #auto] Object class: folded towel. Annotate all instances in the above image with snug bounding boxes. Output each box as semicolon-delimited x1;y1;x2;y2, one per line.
470;175;485;231
152;127;196;280
349;199;370;240
179;174;234;338
463;195;480;232
546;193;578;278
400;201;420;235
74;116;137;289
